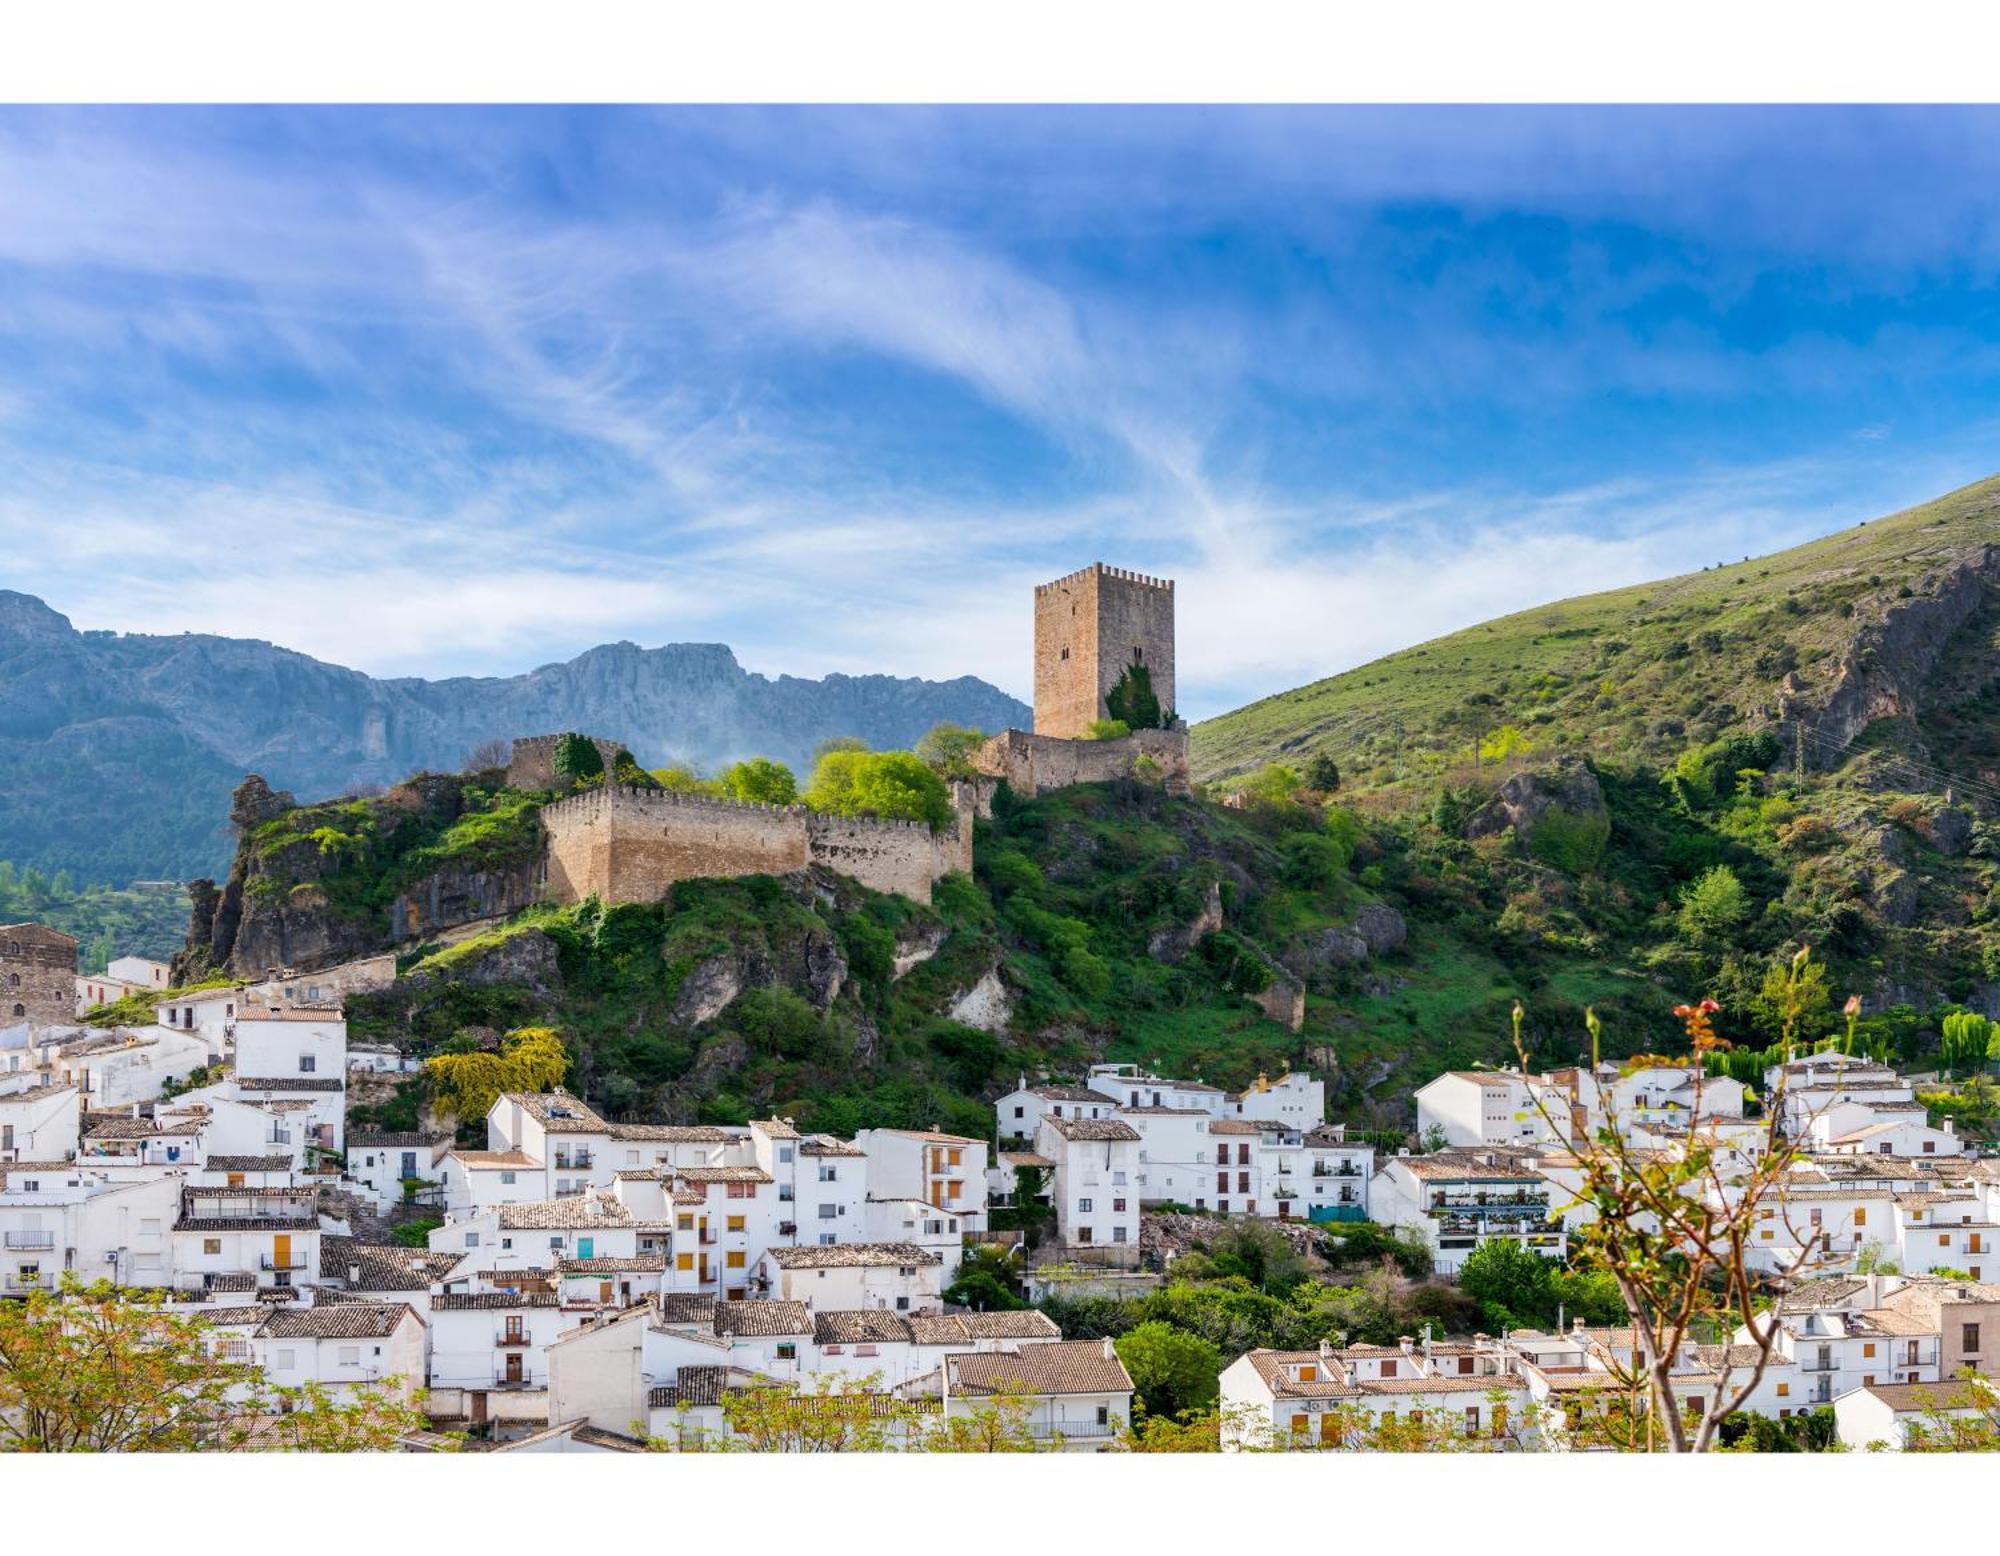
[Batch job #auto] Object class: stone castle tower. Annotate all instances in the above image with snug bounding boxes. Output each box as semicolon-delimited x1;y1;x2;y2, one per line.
1032;563;1176;738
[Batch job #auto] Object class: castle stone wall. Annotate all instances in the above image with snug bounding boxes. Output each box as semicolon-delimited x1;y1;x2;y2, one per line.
972;726;1190;799
1033;563;1175;737
506;733;627;791
541;786;970;907
2;921;78;1028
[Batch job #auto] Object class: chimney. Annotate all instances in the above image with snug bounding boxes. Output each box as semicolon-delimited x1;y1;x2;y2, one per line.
348;1263;361;1285
1572;1318;1586;1334
1319;1339;1333;1363
1102;1337;1116;1361
1943;1117;1955;1136
1398;1335;1415;1356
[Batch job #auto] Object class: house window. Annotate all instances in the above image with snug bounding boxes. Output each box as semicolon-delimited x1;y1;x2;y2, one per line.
1776;1382;1790;1398
1381;1359;1397;1378
1112;1226;1128;1243
1096;1404;1110;1427
298;1056;316;1073
1078;1198;1093;1213
464;1232;479;1248
500;1171;516;1185
276;1349;296;1370
204;1238;222;1255
1964;1324;1982;1353
818;1165;838;1182
676;1253;694;1271
1862;1343;1876;1358
777;1342;797;1360
727;1215;746;1232
677;1214;694;1231
778;1146;794;1163
338;1346;360;1366
726;1251;746;1269
727;1182;755;1200
818;1204;838;1219
1216;1172;1229;1194
1853;1207;1866;1226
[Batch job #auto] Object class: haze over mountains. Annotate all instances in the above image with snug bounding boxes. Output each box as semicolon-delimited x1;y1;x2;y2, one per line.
0;590;1029;884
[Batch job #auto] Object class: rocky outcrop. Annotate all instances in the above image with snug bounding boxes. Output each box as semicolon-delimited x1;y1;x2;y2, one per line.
1464;758;1611;873
404;927;563;1000
1148;882;1225;963
1289;902;1409;981
1803;544;2000;757
947;968;1015;1033
389;864;544;945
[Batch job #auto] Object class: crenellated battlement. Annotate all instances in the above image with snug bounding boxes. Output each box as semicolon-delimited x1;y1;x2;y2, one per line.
1034;561;1175;595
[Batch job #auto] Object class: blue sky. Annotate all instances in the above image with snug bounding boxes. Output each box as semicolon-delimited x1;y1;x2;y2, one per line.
3;105;1999;717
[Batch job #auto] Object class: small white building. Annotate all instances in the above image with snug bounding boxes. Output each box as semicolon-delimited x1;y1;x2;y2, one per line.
256;1301;429;1407
1371;1149;1566;1275
1036;1114;1141;1255
994;1080;1122;1145
0;1081;80;1163
1834;1378;1998;1450
922;1337;1135;1450
757;1242;944;1311
854;1127;988;1234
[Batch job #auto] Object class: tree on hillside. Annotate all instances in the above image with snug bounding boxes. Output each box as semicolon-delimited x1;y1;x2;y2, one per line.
1237;763;1303;807
915;722;988;779
717;757;798;807
424;1025;570;1127
1115;1322;1223;1422
805;749;953;830
1305;753;1341;793
1677;864;1748;944
1457;1236;1557;1333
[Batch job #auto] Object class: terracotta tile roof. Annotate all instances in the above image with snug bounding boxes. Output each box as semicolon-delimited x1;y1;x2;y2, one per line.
497;1197;633;1230
1241;1350;1365;1399
1024;1085;1121;1103
814;1310;914;1344
676;1166;773;1184
1117;1105;1211;1116
557;1255;666;1274
320;1236;459;1291
447;1150;541;1168
714;1300;813;1337
868;1128;984;1145
905;1310;1061;1345
259;1301;417;1339
349;1131;450;1148
204;1154;294;1172
432;1291;559;1310
656;1293;717;1325
0;1081;77;1104
84;1115;202;1138
176;1214;319;1233
1862;1380;1995;1413
998;1151;1055;1169
946;1339;1132;1397
1206;1119;1271;1135
650;1366;734;1408
764;1242;941;1269
502;1090;612;1134
1359;1374;1515;1395
1041;1116;1141;1143
235;1077;345;1093
610;1123;728;1143
189;1305;273;1327
751;1118;801;1139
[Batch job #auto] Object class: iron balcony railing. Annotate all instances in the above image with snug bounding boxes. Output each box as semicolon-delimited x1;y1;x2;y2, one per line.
495;1328;534;1347
259;1253;311;1271
491;1368;542;1389
4;1274;48;1291
4;1231;56;1249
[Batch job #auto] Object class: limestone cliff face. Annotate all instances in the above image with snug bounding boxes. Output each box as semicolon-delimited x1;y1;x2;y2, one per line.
0;590;1029;883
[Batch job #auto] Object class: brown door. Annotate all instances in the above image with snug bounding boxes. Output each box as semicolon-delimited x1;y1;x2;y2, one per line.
471;1392;488;1424
504;1352;523;1385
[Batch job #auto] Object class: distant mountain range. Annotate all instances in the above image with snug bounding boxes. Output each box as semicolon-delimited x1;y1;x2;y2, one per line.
0;591;1029;885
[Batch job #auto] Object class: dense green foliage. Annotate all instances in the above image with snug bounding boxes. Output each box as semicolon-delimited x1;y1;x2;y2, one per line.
0;860;189;965
804;748;954;830
1105;663;1167;731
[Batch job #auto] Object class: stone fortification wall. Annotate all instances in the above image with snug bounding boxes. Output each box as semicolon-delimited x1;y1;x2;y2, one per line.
506;733;626;790
541;786;970;907
972;726;1191;799
1033;563;1176;737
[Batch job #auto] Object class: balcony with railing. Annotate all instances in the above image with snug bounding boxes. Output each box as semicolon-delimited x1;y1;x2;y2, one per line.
4;1274;48;1291
491;1366;543;1390
1313;1163;1363;1178
553;1152;594;1171
494;1327;534;1347
3;1231;56;1250
259;1252;311;1271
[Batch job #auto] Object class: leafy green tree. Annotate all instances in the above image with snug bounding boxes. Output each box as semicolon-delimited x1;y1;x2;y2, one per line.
1677;864;1748;943
805;749;954;830
1458;1236;1558;1331
392;1217;443;1248
1085;718;1132;741
717;757;798;807
914;722;988;779
1237;764;1303;806
1305;753;1341;793
1115;1321;1223;1421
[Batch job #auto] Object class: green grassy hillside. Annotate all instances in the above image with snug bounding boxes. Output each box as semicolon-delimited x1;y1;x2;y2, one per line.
1193;475;2000;792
